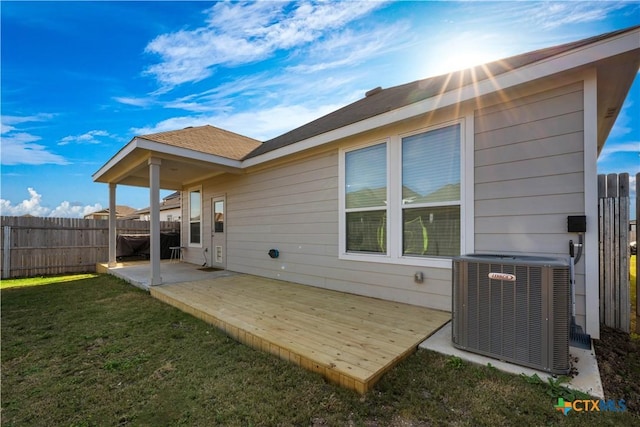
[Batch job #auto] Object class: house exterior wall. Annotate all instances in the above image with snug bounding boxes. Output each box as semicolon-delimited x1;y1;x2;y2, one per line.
182;109;462;312
179;77;595;324
139;207;181;222
473;81;589;328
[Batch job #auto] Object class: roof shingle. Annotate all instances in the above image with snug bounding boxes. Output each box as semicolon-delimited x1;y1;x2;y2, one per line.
140;124;261;160
244;25;639;159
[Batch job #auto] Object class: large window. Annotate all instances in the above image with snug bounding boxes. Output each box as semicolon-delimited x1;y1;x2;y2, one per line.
402;125;460;257
340;122;462;265
189;188;201;245
345;142;387;253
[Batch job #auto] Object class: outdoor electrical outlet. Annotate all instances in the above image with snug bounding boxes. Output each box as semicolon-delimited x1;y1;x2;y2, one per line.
414;271;424;283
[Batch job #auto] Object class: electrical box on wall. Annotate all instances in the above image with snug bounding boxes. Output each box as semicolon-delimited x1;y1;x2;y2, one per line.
567;215;586;233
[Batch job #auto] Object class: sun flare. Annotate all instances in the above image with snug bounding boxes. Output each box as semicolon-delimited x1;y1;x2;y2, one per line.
439;50;502;74
424;35;507;77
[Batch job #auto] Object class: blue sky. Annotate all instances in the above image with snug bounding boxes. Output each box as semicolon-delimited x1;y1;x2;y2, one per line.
1;1;639;217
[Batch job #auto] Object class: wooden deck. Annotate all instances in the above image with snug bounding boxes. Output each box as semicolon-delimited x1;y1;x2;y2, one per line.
150;274;450;393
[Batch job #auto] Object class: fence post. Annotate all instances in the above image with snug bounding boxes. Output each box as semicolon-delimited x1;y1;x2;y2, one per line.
619;173;630;333
598;175;606;323
637;173;639;334
607;174;617;328
3;225;11;279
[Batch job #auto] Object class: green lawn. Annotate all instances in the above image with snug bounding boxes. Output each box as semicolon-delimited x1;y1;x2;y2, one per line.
1;274;637;426
0;274;98;290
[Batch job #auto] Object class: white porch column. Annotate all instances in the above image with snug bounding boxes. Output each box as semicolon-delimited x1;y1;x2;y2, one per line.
108;183;117;267
149;158;162;286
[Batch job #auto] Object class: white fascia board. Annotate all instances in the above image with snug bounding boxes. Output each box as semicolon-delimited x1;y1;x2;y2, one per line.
92;138;138;182
583;69;600;339
242;28;640;168
93;137;243;183
135;138;243;169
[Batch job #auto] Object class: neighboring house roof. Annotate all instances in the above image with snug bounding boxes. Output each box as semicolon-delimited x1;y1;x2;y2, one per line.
163;191;181;201
85;205;137;218
132;192;182;217
245;25;639;160
140;125;261;161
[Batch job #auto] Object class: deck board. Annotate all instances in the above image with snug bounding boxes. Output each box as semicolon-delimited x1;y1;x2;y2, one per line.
150;274;450;393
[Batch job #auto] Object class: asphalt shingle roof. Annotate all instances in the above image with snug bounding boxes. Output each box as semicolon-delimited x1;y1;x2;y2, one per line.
139;124;261;161
132;26;638;164
244;25;639;159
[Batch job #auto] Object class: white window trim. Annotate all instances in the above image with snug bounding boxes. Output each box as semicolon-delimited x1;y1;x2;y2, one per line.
188;185;203;248
339;118;469;269
339;138;391;257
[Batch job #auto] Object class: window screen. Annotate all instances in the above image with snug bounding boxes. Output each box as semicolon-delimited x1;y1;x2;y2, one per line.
345;143;387;253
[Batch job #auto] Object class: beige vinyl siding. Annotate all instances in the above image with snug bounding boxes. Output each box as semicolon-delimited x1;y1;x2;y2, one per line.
474;81;587;325
181;144;452;311
180;81;588;315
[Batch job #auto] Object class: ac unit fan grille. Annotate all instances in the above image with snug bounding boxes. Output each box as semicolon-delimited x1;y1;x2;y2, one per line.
452;256;570;375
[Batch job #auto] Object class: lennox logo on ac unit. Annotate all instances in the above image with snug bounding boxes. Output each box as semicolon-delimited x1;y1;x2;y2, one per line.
487;272;517;281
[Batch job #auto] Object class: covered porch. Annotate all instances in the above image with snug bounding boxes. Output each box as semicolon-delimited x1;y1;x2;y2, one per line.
98;260;451;393
92;125;263;286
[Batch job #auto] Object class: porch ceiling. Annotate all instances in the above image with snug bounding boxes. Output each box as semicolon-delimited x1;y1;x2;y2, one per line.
93;138;244;190
595;49;640;153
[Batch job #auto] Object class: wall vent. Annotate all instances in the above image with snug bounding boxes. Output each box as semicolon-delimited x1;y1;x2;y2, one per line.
452;254;570;375
604;107;617;118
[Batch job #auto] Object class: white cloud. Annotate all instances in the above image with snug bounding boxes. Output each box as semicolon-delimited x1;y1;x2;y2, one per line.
608;99;633;139
599;141;640;161
286;23;410;74
58;130;112;146
131;101;343;142
113;96;155;107
0;114;68;165
519;2;628;30
0;187;102;218
1;123;16;134
143;1;384;89
49;201;103;218
1;113;55;129
158;69;360;114
1;132;69;165
209;103;345;141
0;188;50;217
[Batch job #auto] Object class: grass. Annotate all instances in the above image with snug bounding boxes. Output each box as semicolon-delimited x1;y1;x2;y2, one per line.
0;273;98;289
2;274;638;426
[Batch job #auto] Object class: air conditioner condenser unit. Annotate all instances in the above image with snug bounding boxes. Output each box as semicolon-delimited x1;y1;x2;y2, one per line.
452;254;571;375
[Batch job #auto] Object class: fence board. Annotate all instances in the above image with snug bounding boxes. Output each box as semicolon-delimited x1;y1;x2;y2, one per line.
0;217;179;278
598;173;630;333
619;173;630;332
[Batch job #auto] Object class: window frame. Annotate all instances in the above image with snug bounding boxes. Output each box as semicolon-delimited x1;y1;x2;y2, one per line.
398;123;462;260
338;119;467;269
187;186;203;247
339;139;391;260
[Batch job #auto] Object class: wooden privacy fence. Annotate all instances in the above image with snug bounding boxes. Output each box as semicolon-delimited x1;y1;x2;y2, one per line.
1;216;179;279
598;173;635;333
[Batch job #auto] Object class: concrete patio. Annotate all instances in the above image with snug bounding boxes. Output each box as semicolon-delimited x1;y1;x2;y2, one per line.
96;260;237;290
420;322;604;399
